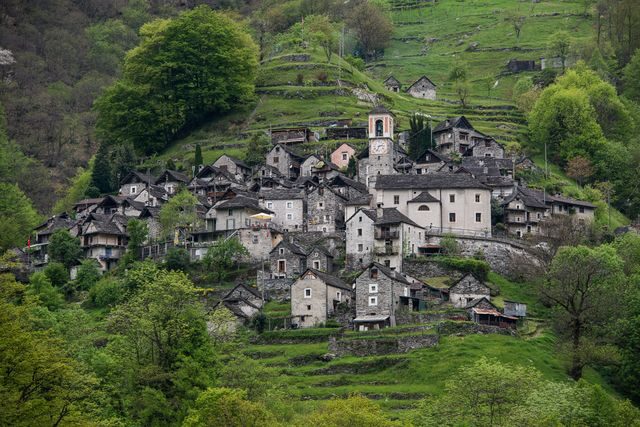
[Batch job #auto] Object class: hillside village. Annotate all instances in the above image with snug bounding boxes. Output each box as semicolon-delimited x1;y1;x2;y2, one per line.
28;104;598;335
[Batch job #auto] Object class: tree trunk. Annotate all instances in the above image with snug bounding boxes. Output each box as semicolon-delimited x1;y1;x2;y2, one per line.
569;319;583;380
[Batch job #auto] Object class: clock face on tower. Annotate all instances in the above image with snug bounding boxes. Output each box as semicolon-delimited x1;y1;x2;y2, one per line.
371;140;388;155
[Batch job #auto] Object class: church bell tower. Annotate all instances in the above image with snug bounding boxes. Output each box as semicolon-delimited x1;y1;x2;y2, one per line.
365;105;396;188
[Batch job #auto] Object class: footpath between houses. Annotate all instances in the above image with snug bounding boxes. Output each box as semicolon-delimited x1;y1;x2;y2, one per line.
251;321;515;357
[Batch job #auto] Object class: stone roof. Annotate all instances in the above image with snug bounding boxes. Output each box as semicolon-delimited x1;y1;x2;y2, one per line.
406;75;437;90
369;105;394;116
369;261;411;285
307;245;333;258
259;188;305;200
408;192;440;203
345;193;372;206
549;194;596;209
375;173;489;190
383;75;401;87
432;116;475;133
304;268;351;291
271;239;306;256
155;169;190;184
374;208;421;228
215;195;270;213
329;174;368;194
465;296;497;310
120;170;156;186
502;186;548;209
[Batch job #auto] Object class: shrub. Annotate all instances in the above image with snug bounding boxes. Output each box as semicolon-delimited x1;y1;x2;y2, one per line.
316;71;328;82
439;234;460;256
44;262;69;287
164;248;190;272
89;278;124;308
435;257;490;281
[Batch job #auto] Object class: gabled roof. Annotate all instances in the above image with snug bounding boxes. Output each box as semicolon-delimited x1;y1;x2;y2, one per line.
214;195;271;213
501;186;548;209
155;169;190;184
328;174;368;194
415;148;451;164
369;105;394;116
449;273;489;291
357;262;411;285
35;213;76;235
465;296;497;310
307;245;333;258
549;194;596;209
408;192;440;203
139;206;161;219
345;193;372;206
259;188;305;200
300;268;351;291
223;283;262;301
383;76;401;87
345;207;377;224
269;143;305;161
271;239;306;256
216;154;250;170
120;170;156;186
374;208;421;228
375;173;489;190
406;75;437;91
432;116;474;133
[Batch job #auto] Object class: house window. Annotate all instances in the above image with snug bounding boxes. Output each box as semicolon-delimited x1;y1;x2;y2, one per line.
267;202;273;209
369;296;378;306
325;215;330;221
358;244;363;252
307;305;311;310
485;153;492;157
273;156;279;163
336;291;342;301
252;234;258;244
394;195;400;204
304;288;312;298
342;153;348;161
369;284;378;293
449;213;456;222
313;261;320;269
370;268;378;279
358;216;362;222
318;202;324;208
286;202;293;209
579;207;585;213
418;205;430;211
384;260;391;267
228;209;233;216
279;248;285;255
537;213;541;219
130;186;137;194
449;194;455;203
358;228;362;236
278;259;286;272
475;194;480;203
286;213;293;220
475;213;482;222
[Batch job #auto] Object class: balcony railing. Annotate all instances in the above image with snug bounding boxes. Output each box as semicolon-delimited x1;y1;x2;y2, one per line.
375;230;399;240
374;246;399;255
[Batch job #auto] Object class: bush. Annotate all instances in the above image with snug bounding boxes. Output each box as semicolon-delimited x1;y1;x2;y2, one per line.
89;278;125;308
164;248;190;272
435;257;490;282
439;234;460;256
75;259;101;291
44;262;69;287
316;71;328;82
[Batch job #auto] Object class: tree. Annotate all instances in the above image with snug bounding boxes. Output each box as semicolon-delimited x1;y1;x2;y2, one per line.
165;247;190;272
408;113;432;160
95;6;259;154
27;272;64;311
0;274;98;426
548;31;573;73
346;155;357;178
159;189;200;240
307;15;338;62
202;238;248;282
47;229;82;269
244;133;270;167
566;155;594;186
74;259;101;291
298;395;401;426
0;183;40;253
622;49;640;102
453;81;471;108
183;388;276;427
347;1;393;61
448;61;471;108
415;358;541;426
541;245;624;379
110;142;137;189
44;262;69;288
507;12;526;43
91;142;113;194
194;143;203;167
121;219;148;267
208;306;238;344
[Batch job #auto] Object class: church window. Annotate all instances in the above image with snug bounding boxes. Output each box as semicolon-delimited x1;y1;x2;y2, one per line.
475;194;480;203
418;205;430;211
375;119;384;136
393;195;399;204
449;213;456;222
475;213;482;222
449;194;455;203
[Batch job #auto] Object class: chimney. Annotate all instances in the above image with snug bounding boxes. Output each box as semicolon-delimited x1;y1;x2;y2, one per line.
376;206;383;219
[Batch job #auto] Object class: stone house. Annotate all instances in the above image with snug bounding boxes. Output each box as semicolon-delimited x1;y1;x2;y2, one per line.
212;284;263;329
325;126;367;141
213;154;252;182
205;195;273;234
93;195;143;217
290;268;352;328
383;75;401;92
465;138;505;159
269;239;307;278
448;273;491;308
259;188;306;232
465;296;497;317
73;198;103;218
237;227;283;263
265;144;305;179
306;184;348;233
271;127;316;145
506;59;536;72
344;194;373;220
310;160;341;182
300;155;322;177
155;169;190;195
504;300;527;318
432;116;487;156
353;262;412;330
405;75;437;100
119;171;156;197
501;186;548;237
330;143;357;169
328;174;369;201
132;185;169;207
375;174;492;237
30;213;77;266
193;166;243;199
77;213;128;271
306;245;334;273
139;206;161;241
371;208;423;271
548;194;596;223
414;149;451;174
345;208;376;271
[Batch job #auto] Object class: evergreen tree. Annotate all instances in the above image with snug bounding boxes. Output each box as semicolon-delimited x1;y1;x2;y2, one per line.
408;113;432;160
91;143;113;194
346;156;357;178
166;158;176;170
194;144;203;167
110;142;137;189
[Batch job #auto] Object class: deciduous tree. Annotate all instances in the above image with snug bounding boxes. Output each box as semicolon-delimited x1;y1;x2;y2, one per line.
0;183;40;253
347;1;393;61
566;155;594;185
202;238;248;282
159;189;200;239
48;229;82;270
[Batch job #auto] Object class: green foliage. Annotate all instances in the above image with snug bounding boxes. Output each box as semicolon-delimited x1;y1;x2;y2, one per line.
346;155;357;178
547;31;573;72
408;113;433;160
121;218;148;268
244;133;270;167
74;259;101;291
44;262;69;288
183;387;276;427
208;306;238;344
110;142;137;188
296;395;401;426
86;18;138;75
194;143;203;167
202;238;249;283
88;277;124;308
219;355;278;401
91;142;114;194
27;272;64;311
165;247;191;272
47;229;82;269
0;183;40;253
438;234;460;256
623;49;640;103
0;274;99;426
435;257;490;282
612;232;640;276
347;1;393;61
159;189;200;239
53;160;93;214
95;6;259;154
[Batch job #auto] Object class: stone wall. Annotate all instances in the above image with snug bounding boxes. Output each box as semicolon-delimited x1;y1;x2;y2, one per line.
396;310;467;325
257;272;294;301
328;334;439;356
436;321;516;336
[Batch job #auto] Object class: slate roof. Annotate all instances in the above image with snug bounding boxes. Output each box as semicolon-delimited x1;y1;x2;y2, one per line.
383;75;401;87
465;297;497;310
304;268;351;291
307;245;333;258
259;188;305;200
406;75;437;90
549;194;596;208
155;169;190;184
139;206;161;219
120;171;156;186
375;173;489;190
35;213;76;236
214;195;271;213
415;148;450;164
223;283;262;300
270;143;305;161
345;194;372;206
271;239;307;256
365;261;411;285
218;154;250;170
432;116;475;133
408;192;440;203
374;208;421;228
328;174;368;194
501;186;548;209
369;105;395;116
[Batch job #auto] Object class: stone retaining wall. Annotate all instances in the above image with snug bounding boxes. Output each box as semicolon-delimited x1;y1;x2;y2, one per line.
328;334;439;356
